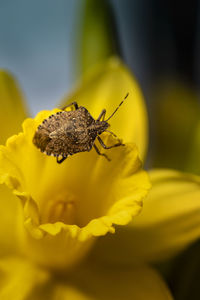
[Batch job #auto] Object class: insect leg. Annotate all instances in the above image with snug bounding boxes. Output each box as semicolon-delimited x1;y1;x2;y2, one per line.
97;136;125;149
93;144;111;161
105;130;123;143
61;102;79;111
97;109;106;121
56;156;67;164
105;130;117;138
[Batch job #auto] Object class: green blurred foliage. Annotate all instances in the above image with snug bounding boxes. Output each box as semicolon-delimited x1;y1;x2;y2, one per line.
81;0;119;73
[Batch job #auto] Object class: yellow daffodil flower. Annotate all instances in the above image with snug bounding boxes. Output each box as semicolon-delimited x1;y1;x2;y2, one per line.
0;108;149;270
0;59;175;299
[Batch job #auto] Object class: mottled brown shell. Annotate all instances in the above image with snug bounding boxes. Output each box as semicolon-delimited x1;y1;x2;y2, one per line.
33;107;99;158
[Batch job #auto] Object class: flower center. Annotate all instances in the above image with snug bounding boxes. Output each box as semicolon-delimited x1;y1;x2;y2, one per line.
49;200;76;224
40;192;78;225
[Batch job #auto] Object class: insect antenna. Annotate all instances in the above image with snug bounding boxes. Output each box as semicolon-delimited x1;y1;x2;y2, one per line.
105;93;129;122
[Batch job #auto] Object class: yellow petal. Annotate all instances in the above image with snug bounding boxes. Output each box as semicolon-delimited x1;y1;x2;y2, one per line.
0;185;23;256
89;169;200;264
0;256;49;300
53;264;173;300
0;70;28;144
62;57;148;160
0;109;150;270
52;285;92;300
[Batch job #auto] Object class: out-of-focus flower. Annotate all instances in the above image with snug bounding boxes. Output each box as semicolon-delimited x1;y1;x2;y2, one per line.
150;80;200;174
0;63;174;299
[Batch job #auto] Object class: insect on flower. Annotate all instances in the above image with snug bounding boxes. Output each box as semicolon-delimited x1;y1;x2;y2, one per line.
33;93;129;163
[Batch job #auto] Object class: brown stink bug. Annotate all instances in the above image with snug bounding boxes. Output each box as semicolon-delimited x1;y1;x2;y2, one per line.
33;93;129;163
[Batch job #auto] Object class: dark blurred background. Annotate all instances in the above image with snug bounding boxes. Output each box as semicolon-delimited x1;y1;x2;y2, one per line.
113;0;199;89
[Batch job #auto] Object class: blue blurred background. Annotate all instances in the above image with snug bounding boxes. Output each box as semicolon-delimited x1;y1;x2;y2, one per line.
0;0;81;114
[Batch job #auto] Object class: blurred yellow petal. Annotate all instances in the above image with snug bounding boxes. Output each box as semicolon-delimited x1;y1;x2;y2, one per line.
62;57;148;160
0;109;150;270
0;258;173;300
0;256;49;300
0;70;28;144
52;285;92;300
88;169;200;264
131;169;200;261
0;185;23;256
151;80;200;172
55;264;173;300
